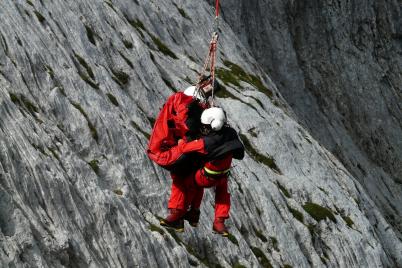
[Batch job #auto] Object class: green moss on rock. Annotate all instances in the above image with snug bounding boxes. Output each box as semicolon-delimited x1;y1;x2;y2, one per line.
31;143;48;156
254;228;268;243
122;39;133;49
164;227;182;245
277;182;291;198
247;127;258;138
111;69;130;86
215;84;238;99
251;247;273;268
105;93;118;107
342;215;354;227
127;17;146;34
118;51;134;69
302;202;337;223
148;224;165;235
173;3;190;20
88;159;100;175
80;74;100;90
269;236;279;251
287;205;304;223
232;263;247;268
84;25;97;45
239;134;281;174
215;67;241;87
125;16;177;59
216;60;273;99
227;233;239;246
256;207;262;217
48;147;60;161
34;11;45;23
113;189;123;196
150;34;178;59
104;1;118;13
71;102;99;143
21;95;39;114
9;93;20;104
74;53;95;80
73;53;99;89
45;65;55;80
9;93;40;118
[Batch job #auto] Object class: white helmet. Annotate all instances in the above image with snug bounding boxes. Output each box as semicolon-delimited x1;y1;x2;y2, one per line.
201;107;226;131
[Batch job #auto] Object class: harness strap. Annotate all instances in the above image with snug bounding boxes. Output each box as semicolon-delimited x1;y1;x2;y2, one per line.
204;166;230;176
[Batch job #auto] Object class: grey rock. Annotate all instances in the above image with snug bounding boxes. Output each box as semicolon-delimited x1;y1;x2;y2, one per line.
219;0;402;236
0;0;401;267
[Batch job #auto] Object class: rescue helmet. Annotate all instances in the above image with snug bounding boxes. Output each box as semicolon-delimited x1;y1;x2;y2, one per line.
201;107;226;131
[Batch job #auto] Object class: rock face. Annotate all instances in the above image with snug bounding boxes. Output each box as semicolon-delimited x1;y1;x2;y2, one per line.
220;0;402;234
0;0;401;267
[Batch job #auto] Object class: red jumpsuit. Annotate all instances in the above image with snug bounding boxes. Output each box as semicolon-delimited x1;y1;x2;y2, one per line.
147;91;207;211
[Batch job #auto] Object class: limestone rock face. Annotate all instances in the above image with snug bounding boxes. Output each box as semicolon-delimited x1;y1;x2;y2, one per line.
219;0;402;235
0;0;401;267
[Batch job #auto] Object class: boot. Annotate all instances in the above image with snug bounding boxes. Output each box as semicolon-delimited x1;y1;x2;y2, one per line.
212;217;229;236
184;208;200;227
160;209;185;232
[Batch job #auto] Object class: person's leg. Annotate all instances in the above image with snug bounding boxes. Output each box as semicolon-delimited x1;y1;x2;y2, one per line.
191;186;204;209
213;177;230;236
186;167;217;226
214;177;230;219
182;171;204;227
167;172;188;210
162;172;190;231
192;161;232;233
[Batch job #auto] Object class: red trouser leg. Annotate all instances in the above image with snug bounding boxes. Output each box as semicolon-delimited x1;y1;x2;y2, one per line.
194;169;231;219
168;172;194;210
214;178;230;219
190;186;204;210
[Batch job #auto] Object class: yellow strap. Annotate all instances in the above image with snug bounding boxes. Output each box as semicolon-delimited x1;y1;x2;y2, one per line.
203;166;230;175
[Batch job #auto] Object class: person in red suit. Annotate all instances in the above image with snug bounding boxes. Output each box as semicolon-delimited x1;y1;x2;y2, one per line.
160;107;245;236
147;77;220;230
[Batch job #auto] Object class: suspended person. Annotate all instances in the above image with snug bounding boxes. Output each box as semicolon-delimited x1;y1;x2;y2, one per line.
147;76;221;229
160;107;245;236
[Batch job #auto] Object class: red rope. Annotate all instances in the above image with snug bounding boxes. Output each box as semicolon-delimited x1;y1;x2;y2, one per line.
195;0;220;105
215;0;220;17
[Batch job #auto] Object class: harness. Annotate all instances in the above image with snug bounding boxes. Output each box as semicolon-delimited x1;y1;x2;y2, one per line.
203;166;230;177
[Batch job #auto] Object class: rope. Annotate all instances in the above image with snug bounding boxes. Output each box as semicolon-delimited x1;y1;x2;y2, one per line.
215;0;220;17
195;0;220;107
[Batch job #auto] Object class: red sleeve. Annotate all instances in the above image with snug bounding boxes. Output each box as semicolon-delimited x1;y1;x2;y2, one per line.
171;92;194;138
147;94;177;153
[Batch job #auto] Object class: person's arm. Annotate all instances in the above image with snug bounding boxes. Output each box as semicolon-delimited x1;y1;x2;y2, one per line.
147;138;206;167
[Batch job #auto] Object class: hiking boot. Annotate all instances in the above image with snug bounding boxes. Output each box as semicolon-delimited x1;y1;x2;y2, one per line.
212;217;229;236
184;208;200;227
160;209;185;232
